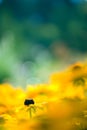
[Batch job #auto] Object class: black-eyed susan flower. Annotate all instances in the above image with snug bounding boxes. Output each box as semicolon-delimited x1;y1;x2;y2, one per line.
49;62;87;99
0;62;87;130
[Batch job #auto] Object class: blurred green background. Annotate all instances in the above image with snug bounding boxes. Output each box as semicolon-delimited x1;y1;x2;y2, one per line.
0;0;87;86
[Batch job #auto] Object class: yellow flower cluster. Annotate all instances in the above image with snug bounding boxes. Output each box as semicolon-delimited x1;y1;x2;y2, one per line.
0;62;87;130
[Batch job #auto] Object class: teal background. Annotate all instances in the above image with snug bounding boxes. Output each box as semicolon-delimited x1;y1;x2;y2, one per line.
0;0;87;86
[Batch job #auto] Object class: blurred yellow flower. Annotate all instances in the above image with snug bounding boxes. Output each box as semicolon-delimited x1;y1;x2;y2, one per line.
0;62;87;130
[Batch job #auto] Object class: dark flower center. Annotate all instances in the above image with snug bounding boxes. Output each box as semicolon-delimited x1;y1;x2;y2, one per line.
24;99;34;106
73;77;85;86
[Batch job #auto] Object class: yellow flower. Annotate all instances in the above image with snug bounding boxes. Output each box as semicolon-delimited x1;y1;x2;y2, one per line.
49;62;87;99
0;62;87;130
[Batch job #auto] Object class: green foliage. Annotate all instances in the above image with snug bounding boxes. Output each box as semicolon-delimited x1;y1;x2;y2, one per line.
0;1;87;85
